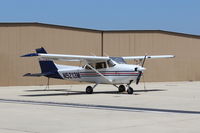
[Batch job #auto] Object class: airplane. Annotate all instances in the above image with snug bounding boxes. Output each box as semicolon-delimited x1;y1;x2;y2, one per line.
21;47;175;94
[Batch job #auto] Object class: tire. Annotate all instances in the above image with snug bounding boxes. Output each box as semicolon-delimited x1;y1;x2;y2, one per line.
127;87;134;94
118;85;126;92
86;86;93;94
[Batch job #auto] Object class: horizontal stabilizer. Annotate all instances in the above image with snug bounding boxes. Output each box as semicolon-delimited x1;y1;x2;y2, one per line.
21;53;38;57
23;72;56;77
23;73;46;77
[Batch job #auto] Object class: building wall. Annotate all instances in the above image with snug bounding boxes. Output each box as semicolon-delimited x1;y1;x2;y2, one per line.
0;24;102;86
0;23;200;86
103;32;200;82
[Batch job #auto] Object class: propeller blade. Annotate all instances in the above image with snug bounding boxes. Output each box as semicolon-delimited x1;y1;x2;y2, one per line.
136;54;147;85
141;55;147;67
136;71;143;84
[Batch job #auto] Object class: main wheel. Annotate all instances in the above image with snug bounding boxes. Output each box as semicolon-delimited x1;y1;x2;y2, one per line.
86;86;93;94
127;87;134;94
118;85;126;92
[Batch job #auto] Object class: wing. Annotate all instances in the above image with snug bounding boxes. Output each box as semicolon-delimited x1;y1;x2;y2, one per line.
21;47;174;62
122;55;175;60
22;53;110;62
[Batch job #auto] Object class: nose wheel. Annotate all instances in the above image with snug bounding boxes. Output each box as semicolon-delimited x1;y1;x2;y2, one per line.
127;87;134;94
117;84;134;94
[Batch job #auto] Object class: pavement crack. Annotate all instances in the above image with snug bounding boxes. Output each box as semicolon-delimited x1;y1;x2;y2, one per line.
0;127;39;133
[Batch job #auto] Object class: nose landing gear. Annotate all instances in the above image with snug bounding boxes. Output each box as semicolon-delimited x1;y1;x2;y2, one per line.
126;80;134;94
127;87;134;94
117;82;134;94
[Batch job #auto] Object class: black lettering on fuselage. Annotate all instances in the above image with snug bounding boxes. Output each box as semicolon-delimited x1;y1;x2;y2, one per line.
63;72;80;79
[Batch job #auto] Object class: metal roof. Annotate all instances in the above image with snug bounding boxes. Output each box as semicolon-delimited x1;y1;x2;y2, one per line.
0;22;199;38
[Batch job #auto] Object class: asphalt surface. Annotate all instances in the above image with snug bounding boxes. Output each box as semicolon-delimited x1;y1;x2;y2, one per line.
0;82;200;133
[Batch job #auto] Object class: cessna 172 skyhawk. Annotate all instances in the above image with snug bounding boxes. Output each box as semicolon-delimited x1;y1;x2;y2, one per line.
21;47;175;94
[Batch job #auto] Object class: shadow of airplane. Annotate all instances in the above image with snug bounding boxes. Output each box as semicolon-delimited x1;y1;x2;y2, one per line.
26;89;71;92
22;89;166;97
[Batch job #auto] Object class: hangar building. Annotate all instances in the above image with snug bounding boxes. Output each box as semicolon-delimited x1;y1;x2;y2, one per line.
0;22;200;86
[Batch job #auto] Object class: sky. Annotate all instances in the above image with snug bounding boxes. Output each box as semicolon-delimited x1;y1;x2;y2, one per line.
0;0;200;35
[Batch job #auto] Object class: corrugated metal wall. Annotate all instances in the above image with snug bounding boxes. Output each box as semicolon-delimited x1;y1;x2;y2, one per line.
0;24;102;86
0;23;200;86
103;32;200;81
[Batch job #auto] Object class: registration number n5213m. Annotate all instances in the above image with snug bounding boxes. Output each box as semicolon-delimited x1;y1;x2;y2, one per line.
63;72;80;79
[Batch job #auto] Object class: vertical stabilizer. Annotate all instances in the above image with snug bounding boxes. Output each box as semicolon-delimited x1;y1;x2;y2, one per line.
35;47;61;78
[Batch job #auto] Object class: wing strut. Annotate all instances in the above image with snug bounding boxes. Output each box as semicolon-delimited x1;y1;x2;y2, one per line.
86;64;113;84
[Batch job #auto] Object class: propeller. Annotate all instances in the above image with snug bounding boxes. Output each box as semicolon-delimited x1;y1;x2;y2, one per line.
136;55;147;85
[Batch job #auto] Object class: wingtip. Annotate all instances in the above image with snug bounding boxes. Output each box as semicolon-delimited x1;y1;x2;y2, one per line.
23;73;31;76
171;55;176;58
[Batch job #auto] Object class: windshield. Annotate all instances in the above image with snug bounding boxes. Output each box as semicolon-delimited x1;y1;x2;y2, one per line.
110;57;127;64
107;59;115;67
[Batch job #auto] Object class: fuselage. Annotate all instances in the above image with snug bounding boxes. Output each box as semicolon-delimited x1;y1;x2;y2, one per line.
56;63;144;84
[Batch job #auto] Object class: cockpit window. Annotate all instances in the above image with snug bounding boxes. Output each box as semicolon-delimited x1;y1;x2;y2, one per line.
84;60;115;70
110;57;127;64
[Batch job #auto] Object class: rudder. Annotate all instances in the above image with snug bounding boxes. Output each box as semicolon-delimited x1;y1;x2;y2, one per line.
35;47;58;73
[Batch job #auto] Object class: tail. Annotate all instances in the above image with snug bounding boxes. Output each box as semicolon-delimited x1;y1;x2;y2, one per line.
21;47;62;79
35;47;58;73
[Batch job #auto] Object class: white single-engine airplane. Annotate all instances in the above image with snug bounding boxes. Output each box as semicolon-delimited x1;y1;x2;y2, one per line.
21;47;175;94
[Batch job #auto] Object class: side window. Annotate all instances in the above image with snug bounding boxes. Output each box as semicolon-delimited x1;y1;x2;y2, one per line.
96;62;107;69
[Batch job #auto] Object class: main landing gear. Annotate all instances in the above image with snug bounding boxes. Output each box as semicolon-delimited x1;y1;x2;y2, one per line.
118;85;126;92
86;86;93;94
86;84;98;94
